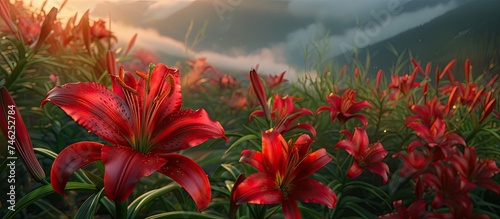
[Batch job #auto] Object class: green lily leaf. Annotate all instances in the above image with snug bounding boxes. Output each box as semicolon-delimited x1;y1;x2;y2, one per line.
3;182;97;219
73;188;105;219
127;182;181;219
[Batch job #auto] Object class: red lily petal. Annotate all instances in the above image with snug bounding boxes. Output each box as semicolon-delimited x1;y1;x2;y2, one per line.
349;114;369;127
464;58;470;83
41;82;132;145
291;178;337;209
409;67;419;85
441;59;456;83
487;74;499;87
0;0;17;33
365;162;390;183
294;134;314;157
1;87;46;181
294;148;331;181
349;100;372;113
287;123;317;138
233;172;282;205
353;127;369;154
262;130;288;175
327;93;342;110
229;174;247;219
240;150;265;172
249;109;265;121
445;133;466;147
407;122;433;143
102;146;166;202
157;154;211;211
316;105;332;115
335;140;358;157
151;109;226;154
51;142;103;196
340;129;353;140
106;51;125;99
155;64;183;121
407;140;424;152
282;199;301;219
347;161;364;179
480;95;496;123
364;142;388;164
476;178;500;194
376;69;383;89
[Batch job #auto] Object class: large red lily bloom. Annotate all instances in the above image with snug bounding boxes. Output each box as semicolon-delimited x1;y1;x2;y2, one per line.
450;146;500;194
417;163;474;217
42;63;226;210
317;89;372;126
250;94;316;137
336;127;389;183
231;130;336;219
0;87;46;182
407;118;465;158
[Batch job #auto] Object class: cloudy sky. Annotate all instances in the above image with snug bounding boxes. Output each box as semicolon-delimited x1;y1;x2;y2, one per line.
37;0;472;80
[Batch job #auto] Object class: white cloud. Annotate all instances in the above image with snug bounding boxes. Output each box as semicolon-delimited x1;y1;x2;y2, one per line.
285;0;460;64
142;1;196;22
111;22;301;81
113;22;189;58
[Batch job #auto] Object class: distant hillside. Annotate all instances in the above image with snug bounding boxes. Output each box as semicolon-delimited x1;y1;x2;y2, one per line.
337;0;500;80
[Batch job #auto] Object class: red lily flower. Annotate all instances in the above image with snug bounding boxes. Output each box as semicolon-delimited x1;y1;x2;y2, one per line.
406;96;447;128
407;118;465;158
393;148;431;179
250;94;316;137
42;64;226;209
388;67;420;96
316;89;372;126
417;163;474;217
336;127;389;183
0;0;18;34
219;74;238;89
231;130;336;219
0;87;46;182
223;90;247;112
90;19;116;41
450;146;500;194
264;71;288;88
379;200;443;219
182;58;214;88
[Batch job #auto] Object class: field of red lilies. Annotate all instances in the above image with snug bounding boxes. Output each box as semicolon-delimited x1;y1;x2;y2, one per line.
1;1;500;219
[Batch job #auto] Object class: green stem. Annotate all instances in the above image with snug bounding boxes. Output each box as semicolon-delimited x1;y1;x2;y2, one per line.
115;200;127;219
330;163;350;219
465;126;482;144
